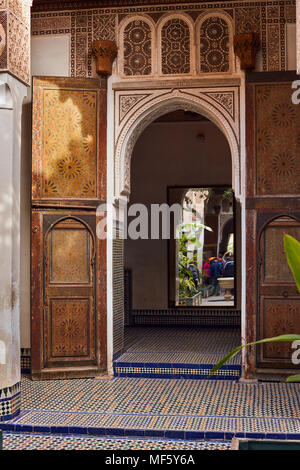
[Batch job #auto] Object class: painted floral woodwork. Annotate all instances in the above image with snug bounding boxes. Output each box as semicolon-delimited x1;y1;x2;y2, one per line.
32;77;105;203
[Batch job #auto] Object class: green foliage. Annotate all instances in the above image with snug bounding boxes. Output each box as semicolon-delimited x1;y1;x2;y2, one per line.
178;222;212;299
221;188;234;201
284;235;300;292
210;234;300;382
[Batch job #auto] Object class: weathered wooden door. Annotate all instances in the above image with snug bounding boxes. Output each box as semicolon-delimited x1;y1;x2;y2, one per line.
31;77;107;379
245;72;300;378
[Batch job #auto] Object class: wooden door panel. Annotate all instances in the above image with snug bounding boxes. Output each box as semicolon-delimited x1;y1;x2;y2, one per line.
260;297;300;363
44;218;95;368
258;216;300;368
46;297;93;363
32;77;105;205
31;210;102;380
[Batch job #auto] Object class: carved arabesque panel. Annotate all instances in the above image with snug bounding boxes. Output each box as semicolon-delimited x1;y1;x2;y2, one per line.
51;299;89;357
263;299;300;359
123;19;152;76
161;18;190;74
255;84;300;195
264;225;300;282
200;16;230;72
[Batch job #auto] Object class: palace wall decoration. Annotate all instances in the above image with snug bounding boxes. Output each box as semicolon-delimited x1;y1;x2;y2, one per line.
0;0;31;85
31;1;296;79
113;85;240;199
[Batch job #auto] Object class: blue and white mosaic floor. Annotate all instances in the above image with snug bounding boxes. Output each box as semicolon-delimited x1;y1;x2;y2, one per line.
114;327;241;379
2;432;231;450
1;375;300;442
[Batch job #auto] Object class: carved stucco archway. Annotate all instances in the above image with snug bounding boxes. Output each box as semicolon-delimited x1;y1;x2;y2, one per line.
114;87;241;200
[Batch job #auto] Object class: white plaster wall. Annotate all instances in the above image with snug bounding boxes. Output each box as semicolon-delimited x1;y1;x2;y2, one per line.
124;120;231;309
20;35;70;348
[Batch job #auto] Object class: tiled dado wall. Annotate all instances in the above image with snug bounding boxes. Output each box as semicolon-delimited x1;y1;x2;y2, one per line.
31;0;296;77
113;224;124;358
0;382;21;422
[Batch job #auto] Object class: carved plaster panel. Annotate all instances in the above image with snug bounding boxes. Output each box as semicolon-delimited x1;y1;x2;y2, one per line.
114;85;240;201
0;0;31;84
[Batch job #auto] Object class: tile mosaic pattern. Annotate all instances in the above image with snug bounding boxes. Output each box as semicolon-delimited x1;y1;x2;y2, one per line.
2;432;231;450
132;309;241;327
114;327;241;379
21;348;31;374
1;376;300;441
0;382;21;422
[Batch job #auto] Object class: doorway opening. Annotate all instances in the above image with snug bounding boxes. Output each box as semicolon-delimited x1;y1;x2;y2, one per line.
116;109;241;380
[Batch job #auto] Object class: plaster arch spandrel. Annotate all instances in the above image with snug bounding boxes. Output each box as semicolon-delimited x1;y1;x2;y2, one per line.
114;86;241;201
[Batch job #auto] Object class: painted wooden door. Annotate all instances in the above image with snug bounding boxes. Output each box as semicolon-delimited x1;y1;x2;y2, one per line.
31;77;107;379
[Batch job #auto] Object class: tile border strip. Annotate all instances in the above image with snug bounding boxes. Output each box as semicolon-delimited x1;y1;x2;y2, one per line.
1;421;300;442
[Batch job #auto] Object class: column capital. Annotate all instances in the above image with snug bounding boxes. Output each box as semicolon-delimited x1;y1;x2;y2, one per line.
234;33;260;70
92;40;118;78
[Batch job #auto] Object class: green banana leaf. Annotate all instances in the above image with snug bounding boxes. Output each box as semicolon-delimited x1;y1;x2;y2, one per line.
284;234;300;293
210;334;300;377
210;235;300;383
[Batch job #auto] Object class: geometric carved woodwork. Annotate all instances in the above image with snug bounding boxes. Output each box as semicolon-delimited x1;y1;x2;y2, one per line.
258;216;300;368
31;211;104;379
255;83;300;196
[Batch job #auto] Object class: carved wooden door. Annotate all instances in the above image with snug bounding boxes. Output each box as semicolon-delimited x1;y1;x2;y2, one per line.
257;215;300;370
44;217;95;369
245;72;300;378
31;77;107;379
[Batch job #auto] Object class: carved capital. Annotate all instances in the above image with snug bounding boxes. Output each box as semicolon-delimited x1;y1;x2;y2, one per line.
92;40;118;78
234;33;260;70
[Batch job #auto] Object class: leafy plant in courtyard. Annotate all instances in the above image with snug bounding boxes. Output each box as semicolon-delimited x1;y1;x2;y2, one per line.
178;222;212;298
210;234;300;382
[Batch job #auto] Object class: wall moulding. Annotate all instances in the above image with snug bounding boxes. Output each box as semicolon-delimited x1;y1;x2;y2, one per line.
114;84;241;201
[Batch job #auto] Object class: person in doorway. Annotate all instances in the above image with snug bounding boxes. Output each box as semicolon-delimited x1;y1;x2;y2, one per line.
203;259;210;285
209;257;222;296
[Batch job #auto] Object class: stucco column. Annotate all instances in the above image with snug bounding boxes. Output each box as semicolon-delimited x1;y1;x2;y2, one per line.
0;0;31;421
0;73;27;421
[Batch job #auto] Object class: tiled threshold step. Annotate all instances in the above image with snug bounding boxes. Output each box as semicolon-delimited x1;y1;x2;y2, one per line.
2;431;232;450
1;410;300;442
113;358;241;380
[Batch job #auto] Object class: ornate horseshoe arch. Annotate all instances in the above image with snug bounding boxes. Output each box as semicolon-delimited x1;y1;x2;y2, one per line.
114;86;241;200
